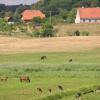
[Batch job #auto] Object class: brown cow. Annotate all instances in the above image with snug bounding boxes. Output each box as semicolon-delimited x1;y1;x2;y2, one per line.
69;59;73;62
20;76;30;83
48;88;52;93
37;88;42;93
0;77;8;82
58;85;63;91
41;56;47;60
75;92;82;100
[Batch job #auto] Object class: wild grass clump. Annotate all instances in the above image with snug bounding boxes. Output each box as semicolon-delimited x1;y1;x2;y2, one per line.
79;87;94;95
40;91;75;100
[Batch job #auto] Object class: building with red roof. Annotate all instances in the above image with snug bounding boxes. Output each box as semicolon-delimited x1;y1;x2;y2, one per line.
21;10;45;22
75;8;100;23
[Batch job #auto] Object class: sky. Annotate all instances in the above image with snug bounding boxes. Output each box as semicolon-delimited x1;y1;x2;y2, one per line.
0;0;38;5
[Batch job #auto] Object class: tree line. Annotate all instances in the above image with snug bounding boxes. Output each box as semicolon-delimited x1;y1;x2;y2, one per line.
0;0;100;22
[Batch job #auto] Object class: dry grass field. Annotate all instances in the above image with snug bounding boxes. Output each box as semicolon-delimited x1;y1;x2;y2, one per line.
0;36;99;53
55;24;100;36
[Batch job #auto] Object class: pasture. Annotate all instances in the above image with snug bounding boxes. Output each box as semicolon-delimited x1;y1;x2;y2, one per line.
0;48;100;100
0;36;99;100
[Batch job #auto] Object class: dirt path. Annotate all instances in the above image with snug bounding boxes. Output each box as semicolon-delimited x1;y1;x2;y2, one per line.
0;36;100;53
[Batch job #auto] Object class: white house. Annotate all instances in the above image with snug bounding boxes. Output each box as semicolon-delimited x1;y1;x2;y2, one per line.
75;8;100;23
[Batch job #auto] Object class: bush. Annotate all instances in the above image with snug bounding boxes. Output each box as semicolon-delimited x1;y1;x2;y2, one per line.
41;24;54;37
79;88;94;94
95;85;100;90
19;25;27;33
67;30;90;36
81;31;90;36
33;30;41;37
32;17;43;26
40;28;54;37
74;30;80;36
32;24;54;37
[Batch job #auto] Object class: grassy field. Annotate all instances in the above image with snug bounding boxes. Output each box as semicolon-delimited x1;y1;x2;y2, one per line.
0;47;100;100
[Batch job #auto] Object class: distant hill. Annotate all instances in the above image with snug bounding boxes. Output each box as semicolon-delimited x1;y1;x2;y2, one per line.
32;0;100;11
6;5;19;12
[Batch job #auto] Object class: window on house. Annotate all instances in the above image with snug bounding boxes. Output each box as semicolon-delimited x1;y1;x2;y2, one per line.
95;19;97;22
89;19;91;23
83;19;85;22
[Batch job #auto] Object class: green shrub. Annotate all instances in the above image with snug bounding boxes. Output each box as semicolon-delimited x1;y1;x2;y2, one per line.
81;31;90;36
32;17;43;26
95;85;100;90
74;30;80;36
32;30;41;37
79;88;94;94
19;26;27;33
32;24;54;37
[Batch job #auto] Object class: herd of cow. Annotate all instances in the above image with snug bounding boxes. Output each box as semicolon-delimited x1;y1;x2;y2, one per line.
0;56;73;99
0;76;64;94
0;76;30;82
37;85;63;93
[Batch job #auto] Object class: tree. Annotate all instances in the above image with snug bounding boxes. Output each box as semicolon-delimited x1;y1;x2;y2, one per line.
59;9;68;20
67;8;76;23
5;11;13;17
0;4;7;18
33;24;54;37
40;24;54;37
14;4;30;22
32;17;43;25
0;18;8;32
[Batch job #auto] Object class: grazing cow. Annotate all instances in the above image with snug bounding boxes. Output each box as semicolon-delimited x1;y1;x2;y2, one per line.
41;56;47;60
58;85;63;91
37;88;42;93
69;59;73;62
48;88;52;93
75;93;82;100
0;77;8;82
20;76;30;83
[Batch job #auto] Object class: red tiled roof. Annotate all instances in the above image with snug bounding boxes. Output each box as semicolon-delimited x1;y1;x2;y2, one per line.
79;8;100;19
21;10;45;21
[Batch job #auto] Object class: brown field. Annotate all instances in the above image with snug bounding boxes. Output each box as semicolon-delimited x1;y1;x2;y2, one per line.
0;36;100;53
55;24;100;36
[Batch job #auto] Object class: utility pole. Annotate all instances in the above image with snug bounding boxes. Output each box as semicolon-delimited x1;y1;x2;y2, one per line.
49;11;52;25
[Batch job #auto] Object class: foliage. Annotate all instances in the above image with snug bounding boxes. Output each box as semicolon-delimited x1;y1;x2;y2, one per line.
14;4;30;23
73;30;80;36
67;8;76;23
81;31;90;36
33;24;54;37
68;30;90;36
0;18;8;32
32;17;43;25
32;0;100;23
19;25;27;33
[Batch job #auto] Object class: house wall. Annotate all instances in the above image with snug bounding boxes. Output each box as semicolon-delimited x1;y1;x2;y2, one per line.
80;19;100;23
75;9;81;23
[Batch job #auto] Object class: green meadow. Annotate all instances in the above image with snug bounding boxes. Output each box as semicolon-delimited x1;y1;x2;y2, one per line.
0;48;100;100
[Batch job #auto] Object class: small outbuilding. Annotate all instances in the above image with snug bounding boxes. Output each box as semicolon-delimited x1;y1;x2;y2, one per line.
5;17;14;24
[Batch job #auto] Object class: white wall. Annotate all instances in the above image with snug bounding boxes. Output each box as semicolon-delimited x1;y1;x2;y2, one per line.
75;9;81;23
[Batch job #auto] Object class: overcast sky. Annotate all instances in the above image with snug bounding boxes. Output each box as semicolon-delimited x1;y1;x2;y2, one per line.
0;0;38;5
